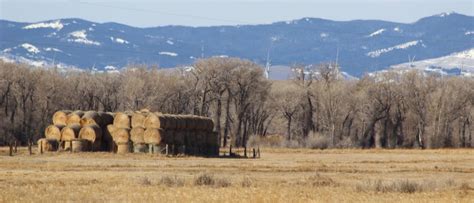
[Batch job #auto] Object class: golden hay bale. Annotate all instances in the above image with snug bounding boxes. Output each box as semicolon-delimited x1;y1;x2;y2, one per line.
116;142;130;154
113;128;130;144
52;110;71;126
66;110;84;125
143;128;163;144
80;111;101;127
106;124;117;135
60;124;81;141
37;138;59;153
144;113;168;129
131;112;148;128
79;124;102;143
44;124;65;141
139;108;151;113
113;112;131;129
130;127;145;144
71;138;90;152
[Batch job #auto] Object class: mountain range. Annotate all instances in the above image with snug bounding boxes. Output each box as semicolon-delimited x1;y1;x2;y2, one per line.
0;12;473;77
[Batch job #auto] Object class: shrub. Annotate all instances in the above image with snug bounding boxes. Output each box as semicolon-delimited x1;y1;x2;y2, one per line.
159;175;185;187
137;177;152;186
194;173;215;186
241;177;253;187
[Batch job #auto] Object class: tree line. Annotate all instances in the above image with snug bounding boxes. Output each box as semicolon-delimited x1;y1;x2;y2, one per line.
0;58;472;148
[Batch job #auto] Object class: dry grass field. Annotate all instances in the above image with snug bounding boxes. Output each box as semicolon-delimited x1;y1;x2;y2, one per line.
0;147;473;202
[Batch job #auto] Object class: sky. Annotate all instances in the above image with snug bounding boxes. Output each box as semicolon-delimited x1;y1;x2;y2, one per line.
0;0;473;27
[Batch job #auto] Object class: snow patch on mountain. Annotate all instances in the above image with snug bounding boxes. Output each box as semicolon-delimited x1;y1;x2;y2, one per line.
166;40;174;45
68;30;100;46
390;48;474;77
44;47;62;52
465;31;474;35
110;37;129;44
368;29;385;37
23;20;64;31
159;52;178;57
439;12;454;17
21;43;40;54
366;40;422;58
320;33;329;38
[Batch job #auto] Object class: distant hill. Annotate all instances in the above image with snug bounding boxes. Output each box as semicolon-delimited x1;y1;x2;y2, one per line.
0;12;473;76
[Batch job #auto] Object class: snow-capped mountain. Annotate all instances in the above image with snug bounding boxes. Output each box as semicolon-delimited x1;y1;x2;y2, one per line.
390;49;474;77
0;12;473;76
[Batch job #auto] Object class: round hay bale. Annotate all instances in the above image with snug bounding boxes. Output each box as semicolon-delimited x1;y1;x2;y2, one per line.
130;127;145;144
139;108;151;113
183;115;196;130
174;116;186;130
144;113;169;129
37;138;59;153
113;112;131;129
133;143;147;153
80;111;102;127
131;112;148;128
98;112;114;127
52;110;71;126
44;124;65;141
167;115;178;129
106;124;117;135
205;118;214;131
207;131;219;147
66;111;84;125
113;128;130;144
116;142;130;154
60;124;81;141
71;138;90;152
174;130;185;146
144;128;163;144
79;124;102;143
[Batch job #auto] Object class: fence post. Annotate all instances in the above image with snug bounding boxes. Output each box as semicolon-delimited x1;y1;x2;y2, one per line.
244;146;247;158
165;144;169;156
14;140;18;153
257;146;260;158
28;140;32;155
253;148;256;158
229;145;232;156
40;140;43;154
9;142;13;156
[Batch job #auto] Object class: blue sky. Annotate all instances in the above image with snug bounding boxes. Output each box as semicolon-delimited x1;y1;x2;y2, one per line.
1;0;473;27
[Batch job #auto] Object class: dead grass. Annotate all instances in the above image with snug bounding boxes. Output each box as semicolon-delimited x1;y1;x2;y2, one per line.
0;147;473;202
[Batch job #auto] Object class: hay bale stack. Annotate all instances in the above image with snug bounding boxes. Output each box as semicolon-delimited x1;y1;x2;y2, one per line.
52;110;71;126
130;127;145;144
80;111;102;127
144;113;166;129
44;124;65;141
112;128;130;144
98;112;114;127
71;138;90;152
114;112;131;129
79;124;103;151
37;138;59;153
131;112;149;128
144;128;163;144
79;124;102;143
66;110;84;125
60;124;81;141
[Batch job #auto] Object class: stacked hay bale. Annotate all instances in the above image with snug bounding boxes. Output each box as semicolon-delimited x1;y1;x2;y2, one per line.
142;113;217;156
42;109;218;156
108;112;132;154
42;110;114;153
